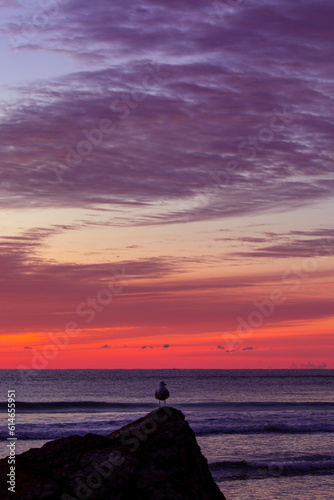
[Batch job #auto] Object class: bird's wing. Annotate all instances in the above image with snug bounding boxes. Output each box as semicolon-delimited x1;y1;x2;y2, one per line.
154;389;159;399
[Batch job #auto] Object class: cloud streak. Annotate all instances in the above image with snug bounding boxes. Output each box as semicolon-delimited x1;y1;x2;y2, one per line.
0;227;333;337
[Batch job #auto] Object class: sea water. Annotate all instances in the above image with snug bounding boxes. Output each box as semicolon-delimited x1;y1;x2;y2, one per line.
0;369;333;499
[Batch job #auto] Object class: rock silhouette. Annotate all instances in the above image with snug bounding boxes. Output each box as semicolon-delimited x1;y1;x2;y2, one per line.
0;407;225;500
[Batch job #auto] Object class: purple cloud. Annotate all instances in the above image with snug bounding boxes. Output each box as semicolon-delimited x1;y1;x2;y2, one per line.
300;362;327;369
0;1;333;224
230;230;334;259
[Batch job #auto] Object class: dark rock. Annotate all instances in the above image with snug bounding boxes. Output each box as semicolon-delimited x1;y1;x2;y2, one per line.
0;407;226;500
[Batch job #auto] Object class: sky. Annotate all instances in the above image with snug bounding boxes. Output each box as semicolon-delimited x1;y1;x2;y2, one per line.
0;0;333;369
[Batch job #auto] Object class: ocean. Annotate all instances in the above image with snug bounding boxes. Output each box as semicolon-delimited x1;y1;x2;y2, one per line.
1;369;334;499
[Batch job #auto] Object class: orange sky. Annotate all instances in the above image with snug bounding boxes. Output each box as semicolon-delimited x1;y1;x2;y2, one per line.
1;224;333;368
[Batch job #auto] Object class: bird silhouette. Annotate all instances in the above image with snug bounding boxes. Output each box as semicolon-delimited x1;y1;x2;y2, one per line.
155;381;170;407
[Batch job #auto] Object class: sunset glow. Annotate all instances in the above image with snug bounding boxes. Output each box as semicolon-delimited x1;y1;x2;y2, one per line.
0;0;333;369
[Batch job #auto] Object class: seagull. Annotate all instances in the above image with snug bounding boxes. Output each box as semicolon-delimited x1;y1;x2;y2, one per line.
155;381;170;407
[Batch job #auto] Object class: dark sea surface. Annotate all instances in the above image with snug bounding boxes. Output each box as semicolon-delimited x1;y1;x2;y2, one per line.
1;369;334;499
